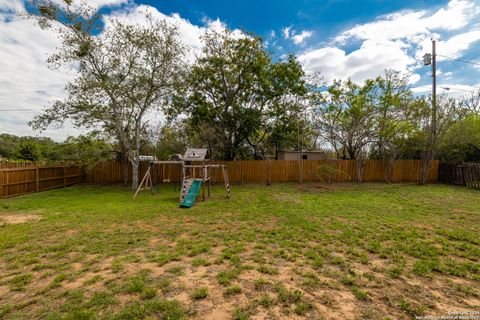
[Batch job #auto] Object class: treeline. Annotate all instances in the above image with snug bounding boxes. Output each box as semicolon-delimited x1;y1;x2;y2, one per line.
25;1;480;188
0;134;115;163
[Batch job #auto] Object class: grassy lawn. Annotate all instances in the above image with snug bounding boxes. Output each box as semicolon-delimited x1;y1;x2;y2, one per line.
0;183;479;319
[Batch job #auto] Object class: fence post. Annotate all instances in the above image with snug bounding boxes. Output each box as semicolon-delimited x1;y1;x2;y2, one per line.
266;158;271;185
63;166;67;188
298;158;303;183
241;160;244;185
0;170;3;198
35;166;39;192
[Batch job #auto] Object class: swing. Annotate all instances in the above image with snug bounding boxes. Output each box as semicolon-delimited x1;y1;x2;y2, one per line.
162;164;171;183
133;148;232;204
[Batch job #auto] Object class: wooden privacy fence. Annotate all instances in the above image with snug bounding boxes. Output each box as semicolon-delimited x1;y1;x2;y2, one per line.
0;162;45;169
438;162;480;189
0;165;85;198
86;159;439;185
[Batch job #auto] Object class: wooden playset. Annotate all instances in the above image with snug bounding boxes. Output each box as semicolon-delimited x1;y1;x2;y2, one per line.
133;148;231;208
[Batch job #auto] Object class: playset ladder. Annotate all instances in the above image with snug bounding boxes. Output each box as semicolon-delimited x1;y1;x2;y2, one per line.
180;179;203;208
180;178;194;202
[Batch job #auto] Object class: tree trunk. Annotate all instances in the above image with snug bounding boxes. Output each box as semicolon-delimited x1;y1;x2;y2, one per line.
131;157;139;190
123;156;129;185
385;158;395;184
131;119;143;191
223;140;234;160
347;146;356;160
420;150;434;185
357;159;366;183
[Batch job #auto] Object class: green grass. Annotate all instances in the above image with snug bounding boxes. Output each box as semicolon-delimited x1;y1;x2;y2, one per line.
0;183;479;319
191;287;208;300
224;284;242;296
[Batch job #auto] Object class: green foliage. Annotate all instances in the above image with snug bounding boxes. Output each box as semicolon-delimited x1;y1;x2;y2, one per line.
14;140;41;161
315;163;348;183
0;133;113;163
438;115;480;162
315;78;378;159
373;70;420;160
53;135;113;163
29;3;187;189
172;30;310;160
151;124;188;160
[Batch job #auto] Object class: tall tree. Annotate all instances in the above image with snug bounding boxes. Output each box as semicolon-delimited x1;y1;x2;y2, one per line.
420;94;459;184
29;1;186;189
172;30;309;160
373;70;420;183
315;79;378;181
460;88;480;115
315;79;377;160
246;55;311;158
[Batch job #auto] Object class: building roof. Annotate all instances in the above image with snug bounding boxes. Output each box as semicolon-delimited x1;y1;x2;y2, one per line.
278;150;326;153
183;148;208;161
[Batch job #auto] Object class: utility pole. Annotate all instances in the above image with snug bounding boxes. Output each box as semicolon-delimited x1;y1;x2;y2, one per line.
423;39;437;141
431;39;437;145
421;39;437;184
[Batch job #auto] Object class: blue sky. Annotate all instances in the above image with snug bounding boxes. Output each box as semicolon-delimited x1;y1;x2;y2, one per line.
146;0;437;51
0;0;479;139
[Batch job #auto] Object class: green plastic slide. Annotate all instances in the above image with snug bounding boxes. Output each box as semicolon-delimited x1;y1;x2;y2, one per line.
180;180;203;208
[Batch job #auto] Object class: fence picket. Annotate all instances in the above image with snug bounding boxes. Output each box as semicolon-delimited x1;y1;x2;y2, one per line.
0;165;85;198
438;162;480;190
85;159;439;185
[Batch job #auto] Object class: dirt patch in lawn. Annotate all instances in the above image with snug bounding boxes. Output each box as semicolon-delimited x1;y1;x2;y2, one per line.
272;193;301;204
0;214;42;224
0;284;9;297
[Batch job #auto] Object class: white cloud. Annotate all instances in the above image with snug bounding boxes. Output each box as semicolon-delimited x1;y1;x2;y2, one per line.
0;0;83;139
298;40;415;83
50;0;129;11
336;0;478;44
88;0;128;9
291;30;312;45
282;26;291;39
0;0;244;139
425;0;478;30
299;0;480;84
438;30;480;59
0;0;25;13
0;0;132;140
282;26;312;45
106;4;243;62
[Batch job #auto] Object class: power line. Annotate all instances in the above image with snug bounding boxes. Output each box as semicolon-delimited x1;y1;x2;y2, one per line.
436;54;480;66
0;109;41;112
0;80;70;83
0;91;64;94
440;86;479;93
